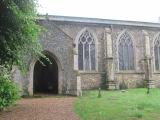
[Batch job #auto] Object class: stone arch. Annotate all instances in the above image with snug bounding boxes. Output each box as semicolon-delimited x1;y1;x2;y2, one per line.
74;27;98;71
28;50;63;95
116;30;136;71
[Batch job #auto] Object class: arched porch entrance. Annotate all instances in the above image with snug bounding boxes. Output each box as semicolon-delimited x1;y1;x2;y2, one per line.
33;52;58;94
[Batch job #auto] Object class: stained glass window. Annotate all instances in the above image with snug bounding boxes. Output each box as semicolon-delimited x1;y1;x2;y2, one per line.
154;33;160;71
78;30;96;71
118;31;134;70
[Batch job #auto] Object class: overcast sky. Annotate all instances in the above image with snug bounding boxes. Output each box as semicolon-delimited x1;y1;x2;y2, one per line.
38;0;160;23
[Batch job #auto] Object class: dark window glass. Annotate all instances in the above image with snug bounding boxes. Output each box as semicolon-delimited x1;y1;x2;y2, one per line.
78;42;83;70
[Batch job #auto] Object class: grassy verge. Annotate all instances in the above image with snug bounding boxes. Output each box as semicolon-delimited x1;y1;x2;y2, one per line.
74;88;160;120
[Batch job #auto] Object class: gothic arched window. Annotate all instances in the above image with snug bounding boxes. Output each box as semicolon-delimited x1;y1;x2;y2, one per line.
78;30;96;71
154;33;160;71
118;31;134;70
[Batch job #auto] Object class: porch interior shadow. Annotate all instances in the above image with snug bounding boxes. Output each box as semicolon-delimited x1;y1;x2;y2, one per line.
33;55;58;94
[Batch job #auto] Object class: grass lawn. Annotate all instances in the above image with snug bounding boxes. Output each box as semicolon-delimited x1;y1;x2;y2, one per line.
74;88;160;120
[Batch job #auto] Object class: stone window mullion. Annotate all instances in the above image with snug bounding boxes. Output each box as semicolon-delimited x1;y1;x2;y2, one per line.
89;43;91;70
122;43;125;70
158;46;160;70
82;43;85;71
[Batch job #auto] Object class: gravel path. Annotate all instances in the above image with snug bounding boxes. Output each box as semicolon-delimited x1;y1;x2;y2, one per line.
0;97;79;120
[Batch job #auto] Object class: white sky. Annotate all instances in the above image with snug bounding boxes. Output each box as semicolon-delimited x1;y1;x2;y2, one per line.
38;0;160;23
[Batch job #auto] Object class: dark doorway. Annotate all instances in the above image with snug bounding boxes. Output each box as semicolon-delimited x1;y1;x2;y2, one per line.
34;53;58;94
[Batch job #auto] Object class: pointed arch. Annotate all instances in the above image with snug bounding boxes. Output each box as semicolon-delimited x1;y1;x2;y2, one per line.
117;30;135;70
153;32;160;71
28;50;64;95
75;28;98;71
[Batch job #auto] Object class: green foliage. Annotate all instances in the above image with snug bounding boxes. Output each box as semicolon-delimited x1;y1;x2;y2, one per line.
0;0;43;71
0;0;42;110
0;66;20;111
75;89;160;120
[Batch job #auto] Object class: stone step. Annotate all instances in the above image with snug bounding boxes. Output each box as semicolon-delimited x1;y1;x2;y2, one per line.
106;80;117;90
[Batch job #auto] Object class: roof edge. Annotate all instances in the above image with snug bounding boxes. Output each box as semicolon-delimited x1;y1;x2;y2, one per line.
38;15;160;28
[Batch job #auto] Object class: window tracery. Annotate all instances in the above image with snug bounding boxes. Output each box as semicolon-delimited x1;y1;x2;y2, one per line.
78;30;96;71
118;31;134;70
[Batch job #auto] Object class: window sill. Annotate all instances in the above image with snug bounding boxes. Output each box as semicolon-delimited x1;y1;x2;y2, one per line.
79;71;104;74
116;71;144;74
153;71;160;74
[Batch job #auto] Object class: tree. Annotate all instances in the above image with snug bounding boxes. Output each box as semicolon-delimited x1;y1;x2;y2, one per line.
0;0;43;110
0;0;42;70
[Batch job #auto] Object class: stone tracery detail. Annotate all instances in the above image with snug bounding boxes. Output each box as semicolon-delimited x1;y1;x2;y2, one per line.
118;31;134;70
78;30;96;71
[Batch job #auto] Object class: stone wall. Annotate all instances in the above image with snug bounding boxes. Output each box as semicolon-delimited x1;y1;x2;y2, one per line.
37;20;77;95
80;72;104;89
55;22;107;72
115;73;145;89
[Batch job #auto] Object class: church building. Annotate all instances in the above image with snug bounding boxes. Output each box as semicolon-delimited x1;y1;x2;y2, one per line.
12;15;160;96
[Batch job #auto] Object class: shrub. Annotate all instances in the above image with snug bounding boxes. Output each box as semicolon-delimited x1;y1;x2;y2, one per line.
0;68;20;111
